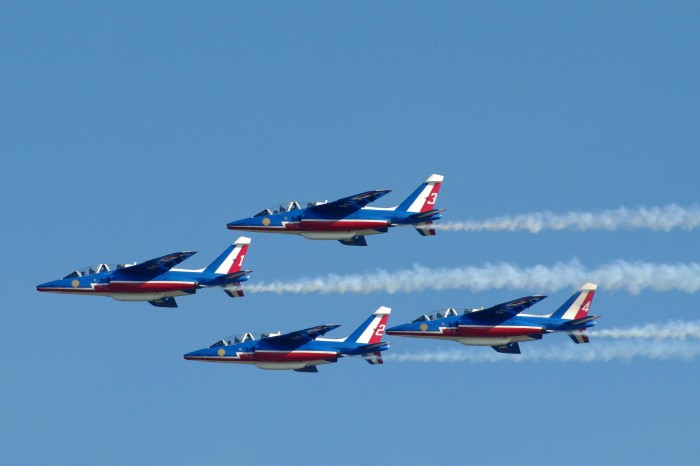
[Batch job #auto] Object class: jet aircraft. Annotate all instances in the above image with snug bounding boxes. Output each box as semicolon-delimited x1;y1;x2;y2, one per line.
386;283;600;354
36;237;253;308
226;174;444;246
184;306;392;372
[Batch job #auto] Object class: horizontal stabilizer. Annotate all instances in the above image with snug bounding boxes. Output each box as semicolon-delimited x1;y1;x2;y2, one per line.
564;315;602;327
491;342;521;354
362;351;384;365
414;222;436;236
358;342;390;353
213;270;252;284
293;366;319;373
149;297;178;308
338;235;367;246
410;208;445;219
568;329;590;344
223;283;244;298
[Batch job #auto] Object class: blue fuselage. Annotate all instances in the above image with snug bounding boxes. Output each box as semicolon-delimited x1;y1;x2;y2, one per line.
184;337;389;370
36;269;249;301
227;206;442;240
387;313;597;346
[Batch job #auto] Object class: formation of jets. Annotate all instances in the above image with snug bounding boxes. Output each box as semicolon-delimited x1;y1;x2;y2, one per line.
37;174;604;373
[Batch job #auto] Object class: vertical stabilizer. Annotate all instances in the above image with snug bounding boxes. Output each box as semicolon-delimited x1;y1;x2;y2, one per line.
550;283;597;320
205;237;252;274
347;306;391;344
396;174;444;213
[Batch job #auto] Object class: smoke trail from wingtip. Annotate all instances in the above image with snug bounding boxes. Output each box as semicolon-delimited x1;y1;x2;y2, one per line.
247;259;700;295
433;204;700;233
384;341;700;364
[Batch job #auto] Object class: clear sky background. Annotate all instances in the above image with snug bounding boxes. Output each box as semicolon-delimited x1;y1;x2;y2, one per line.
3;2;699;465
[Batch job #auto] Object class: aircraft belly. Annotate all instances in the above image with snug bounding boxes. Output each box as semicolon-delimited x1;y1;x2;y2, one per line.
107;281;196;293
252;350;338;362
456;325;544;338
300;219;390;231
457;337;514;346
109;291;190;302
254;361;329;370
300;231;381;240
457;335;543;346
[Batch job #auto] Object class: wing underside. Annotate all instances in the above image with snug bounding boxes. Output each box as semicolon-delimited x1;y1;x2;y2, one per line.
491;342;521;354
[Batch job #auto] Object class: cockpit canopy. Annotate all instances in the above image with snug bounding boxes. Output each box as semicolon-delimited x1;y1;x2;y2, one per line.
62;263;137;279
411;308;464;323
208;331;282;348
253;201;328;217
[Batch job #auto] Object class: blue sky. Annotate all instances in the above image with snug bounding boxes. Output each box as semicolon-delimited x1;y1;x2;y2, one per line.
3;2;699;465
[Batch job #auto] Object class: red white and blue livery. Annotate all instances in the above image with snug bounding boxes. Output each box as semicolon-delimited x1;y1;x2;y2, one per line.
226;174;444;246
36;237;253;308
184;306;391;372
386;283;600;354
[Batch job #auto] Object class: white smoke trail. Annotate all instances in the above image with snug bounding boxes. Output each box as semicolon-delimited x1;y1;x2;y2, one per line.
384;341;700;364
433;204;700;233
591;321;700;340
247;259;700;295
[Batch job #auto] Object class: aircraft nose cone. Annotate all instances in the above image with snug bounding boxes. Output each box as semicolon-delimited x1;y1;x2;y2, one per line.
226;219;246;229
183;349;207;361
36;280;58;291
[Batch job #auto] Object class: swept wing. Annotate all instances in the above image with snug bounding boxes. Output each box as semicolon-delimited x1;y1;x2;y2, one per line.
118;251;197;276
267;324;342;345
467;296;547;320
308;190;391;214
